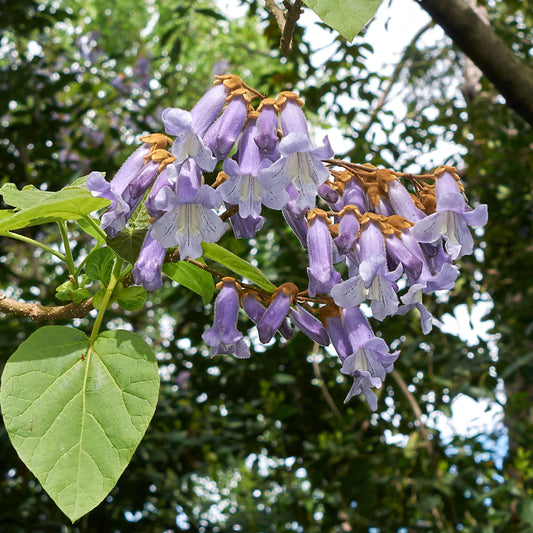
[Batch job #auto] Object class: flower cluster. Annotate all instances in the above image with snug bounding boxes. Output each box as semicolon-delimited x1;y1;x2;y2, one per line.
88;75;488;410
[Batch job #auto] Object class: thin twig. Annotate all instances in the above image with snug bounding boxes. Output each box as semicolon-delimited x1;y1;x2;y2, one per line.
325;158;437;180
185;257;226;280
311;342;342;421
353;21;433;144
220;204;239;221
390;369;433;456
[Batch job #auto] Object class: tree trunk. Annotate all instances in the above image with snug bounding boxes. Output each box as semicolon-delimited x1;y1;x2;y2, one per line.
418;0;533;127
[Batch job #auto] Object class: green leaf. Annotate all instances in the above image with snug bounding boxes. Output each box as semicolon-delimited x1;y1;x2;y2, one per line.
77;216;106;244
201;242;276;292
127;201;151;230
115;285;147;311
0;209;15;221
56;281;91;303
107;228;148;264
0;183;52;209
0;326;159;522
304;0;383;41
85;247;115;285
70;173;97;188
521;497;533;527
0;185;109;233
92;288;107;310
162;260;215;304
272;373;296;385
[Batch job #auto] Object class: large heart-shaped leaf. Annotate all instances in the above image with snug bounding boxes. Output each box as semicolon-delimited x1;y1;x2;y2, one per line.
304;0;383;41
0;326;160;522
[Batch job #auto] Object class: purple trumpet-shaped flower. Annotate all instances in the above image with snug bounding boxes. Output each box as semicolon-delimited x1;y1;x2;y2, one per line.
335;219;402;320
133;229;166;291
242;292;293;340
203;88;249;160
411;171;488;259
385;228;459;333
202;278;250;358
317;182;339;206
220;116;288;218
320;305;352;361
145;165;176;218
162;83;230;171
341;176;367;213
385;232;424;285
120;153;165;209
228;208;265;239
281;185;309;248
256;283;298;343
258;92;334;211
334;205;361;255
419;242;460;292
254;99;280;161
306;209;341;297
151;161;226;259
396;283;435;334
385;229;458;333
289;304;330;346
86;170;130;238
358;220;402;320
86;136;173;238
387;178;425;222
340;307;399;410
386;230;458;291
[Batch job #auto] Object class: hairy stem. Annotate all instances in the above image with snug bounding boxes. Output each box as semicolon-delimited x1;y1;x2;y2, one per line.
5;230;66;262
88;258;124;347
58;221;76;280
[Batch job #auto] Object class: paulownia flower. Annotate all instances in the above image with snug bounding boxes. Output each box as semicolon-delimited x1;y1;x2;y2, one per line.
258;92;333;211
162;83;229;171
133;229;166;291
202;278;250;358
151;160;226;259
412;171;488;259
340;306;399;410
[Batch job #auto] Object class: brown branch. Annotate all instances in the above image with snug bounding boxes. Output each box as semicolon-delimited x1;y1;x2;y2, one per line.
390;369;433;456
418;0;533;127
220;204;239;221
265;0;304;56
0;292;93;321
325;158;437;180
265;0;286;32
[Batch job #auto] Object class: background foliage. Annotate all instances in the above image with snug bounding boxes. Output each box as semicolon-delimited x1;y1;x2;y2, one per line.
1;0;532;531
